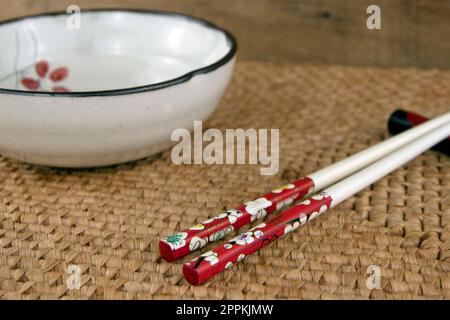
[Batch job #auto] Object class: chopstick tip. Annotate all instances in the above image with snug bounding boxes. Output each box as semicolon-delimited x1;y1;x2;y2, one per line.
159;240;176;262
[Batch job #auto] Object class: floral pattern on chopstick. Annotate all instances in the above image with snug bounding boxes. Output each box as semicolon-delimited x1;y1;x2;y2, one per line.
271;183;295;193
183;192;332;283
244;198;272;222
20;60;70;92
163;232;188;250
160;177;316;261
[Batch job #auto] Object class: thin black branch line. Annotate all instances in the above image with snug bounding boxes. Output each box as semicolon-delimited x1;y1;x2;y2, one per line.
0;26;38;88
0;64;34;84
30;25;38;61
14;28;20;89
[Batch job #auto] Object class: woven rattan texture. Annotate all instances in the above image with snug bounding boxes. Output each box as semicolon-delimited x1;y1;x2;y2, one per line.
0;62;449;299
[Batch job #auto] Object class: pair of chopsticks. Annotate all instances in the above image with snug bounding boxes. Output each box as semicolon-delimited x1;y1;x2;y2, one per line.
160;111;450;285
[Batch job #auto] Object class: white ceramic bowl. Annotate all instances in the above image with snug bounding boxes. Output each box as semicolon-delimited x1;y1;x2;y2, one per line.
0;9;236;167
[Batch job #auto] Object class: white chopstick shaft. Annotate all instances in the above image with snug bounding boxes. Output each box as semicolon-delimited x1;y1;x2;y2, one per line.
325;121;450;207
308;111;450;190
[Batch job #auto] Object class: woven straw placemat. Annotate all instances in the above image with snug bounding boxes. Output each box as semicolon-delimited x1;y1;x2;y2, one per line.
0;61;449;300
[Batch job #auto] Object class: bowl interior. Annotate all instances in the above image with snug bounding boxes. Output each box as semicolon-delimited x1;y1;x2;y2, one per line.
0;11;233;93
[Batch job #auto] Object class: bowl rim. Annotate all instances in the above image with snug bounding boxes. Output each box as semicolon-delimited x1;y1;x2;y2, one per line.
0;8;237;97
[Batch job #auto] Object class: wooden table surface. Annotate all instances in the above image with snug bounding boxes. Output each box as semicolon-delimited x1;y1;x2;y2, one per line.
0;0;449;69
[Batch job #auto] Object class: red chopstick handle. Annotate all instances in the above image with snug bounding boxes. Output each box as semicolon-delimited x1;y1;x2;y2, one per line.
159;178;315;261
183;192;332;285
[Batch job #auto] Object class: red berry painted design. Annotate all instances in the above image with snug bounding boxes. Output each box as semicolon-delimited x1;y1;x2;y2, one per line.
53;86;70;93
35;60;49;78
21;78;40;90
50;67;69;82
20;61;70;92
